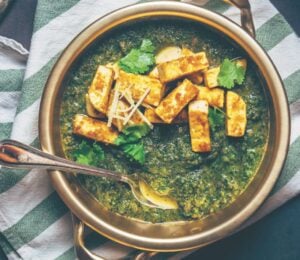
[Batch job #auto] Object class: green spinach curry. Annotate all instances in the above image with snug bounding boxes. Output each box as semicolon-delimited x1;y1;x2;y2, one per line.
60;20;269;223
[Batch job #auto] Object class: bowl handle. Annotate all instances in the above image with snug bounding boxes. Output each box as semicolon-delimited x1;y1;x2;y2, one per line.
72;213;160;260
72;214;105;260
190;0;256;38
72;213;159;259
225;0;256;38
71;214;159;260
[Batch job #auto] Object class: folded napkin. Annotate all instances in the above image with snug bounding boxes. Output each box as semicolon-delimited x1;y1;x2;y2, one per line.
0;0;299;259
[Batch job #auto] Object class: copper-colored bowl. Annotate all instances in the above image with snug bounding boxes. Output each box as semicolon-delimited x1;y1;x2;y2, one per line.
39;1;290;254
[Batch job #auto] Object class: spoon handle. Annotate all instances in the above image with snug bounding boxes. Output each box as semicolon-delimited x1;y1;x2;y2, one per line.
0;139;124;182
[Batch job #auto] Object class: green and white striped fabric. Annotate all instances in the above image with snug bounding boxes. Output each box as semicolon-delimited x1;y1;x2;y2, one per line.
0;0;299;259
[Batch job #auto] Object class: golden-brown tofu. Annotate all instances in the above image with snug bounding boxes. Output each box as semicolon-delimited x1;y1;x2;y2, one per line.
203;67;220;88
115;70;165;107
148;66;159;79
187;73;204;85
196;86;224;108
188;100;211;152
88;65;114;114
157;52;209;83
181;48;194;56
144;107;188;124
180;48;204;84
73;114;118;144
106;62;120;80
85;94;105;119
155;79;199;123
226;91;247;137
107;90;143;131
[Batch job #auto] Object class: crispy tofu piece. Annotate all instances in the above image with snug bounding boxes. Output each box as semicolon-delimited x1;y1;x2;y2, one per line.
107;90;143;131
187;73;204;85
155;79;199;123
73;114;118;144
157;52;209;83
196;86;224;108
106;62;120;80
148;66;159;79
115;70;165;107
226;91;247;137
188;100;211;152
180;48;204;84
85;94;105;119
204;66;220;88
155;46;182;64
88;65;114;114
144;107;188;124
181;48;194;56
204;59;247;88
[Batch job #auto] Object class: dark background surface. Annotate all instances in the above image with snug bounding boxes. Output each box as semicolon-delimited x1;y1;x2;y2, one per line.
0;0;37;49
0;1;299;259
0;0;299;50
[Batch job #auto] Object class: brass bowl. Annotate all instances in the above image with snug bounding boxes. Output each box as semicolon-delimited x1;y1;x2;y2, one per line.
39;1;290;253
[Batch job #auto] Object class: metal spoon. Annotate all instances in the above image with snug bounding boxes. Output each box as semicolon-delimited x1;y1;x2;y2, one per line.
0;139;165;209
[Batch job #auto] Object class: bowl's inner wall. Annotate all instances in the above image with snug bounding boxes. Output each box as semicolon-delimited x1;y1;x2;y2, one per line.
52;17;272;238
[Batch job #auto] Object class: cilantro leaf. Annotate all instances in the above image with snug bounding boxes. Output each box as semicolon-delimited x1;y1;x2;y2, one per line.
208;107;225;131
140;39;155;53
119;39;155;74
115;124;151;145
122;124;151;139
75;154;91;165
121;142;145;164
114;124;151;164
218;58;246;89
235;64;246;85
73;141;104;166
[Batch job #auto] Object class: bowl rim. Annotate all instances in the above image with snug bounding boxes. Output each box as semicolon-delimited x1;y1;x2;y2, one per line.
39;1;290;251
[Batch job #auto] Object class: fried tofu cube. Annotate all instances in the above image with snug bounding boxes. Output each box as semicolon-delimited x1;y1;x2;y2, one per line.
107;90;143;131
188;100;211;152
187;73;204;85
106;62;120;80
196;86;224;108
144;107;164;123
226;91;247;137
203;67;220;88
73;114;118;144
157;52;209;83
148;66;159;79
85;94;105;119
155;79;199;123
180;48;204;84
181;48;194;56
144;107;188;124
88;65;114;114
115;70;165;107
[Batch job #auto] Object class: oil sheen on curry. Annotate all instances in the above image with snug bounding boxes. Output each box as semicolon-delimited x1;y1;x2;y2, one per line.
60;21;269;223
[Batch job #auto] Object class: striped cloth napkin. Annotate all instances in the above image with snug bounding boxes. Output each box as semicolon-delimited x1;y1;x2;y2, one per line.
0;0;299;259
